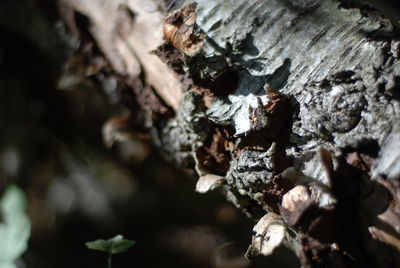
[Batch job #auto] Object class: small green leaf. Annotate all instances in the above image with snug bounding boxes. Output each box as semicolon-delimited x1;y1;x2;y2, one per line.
86;239;112;253
86;235;135;254
110;239;135;254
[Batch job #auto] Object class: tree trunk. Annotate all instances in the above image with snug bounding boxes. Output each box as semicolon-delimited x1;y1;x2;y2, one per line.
60;0;400;266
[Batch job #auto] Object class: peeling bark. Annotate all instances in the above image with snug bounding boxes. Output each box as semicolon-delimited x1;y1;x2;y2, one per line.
60;0;400;266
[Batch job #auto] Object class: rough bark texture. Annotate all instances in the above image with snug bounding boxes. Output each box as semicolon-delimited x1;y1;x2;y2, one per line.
60;0;400;266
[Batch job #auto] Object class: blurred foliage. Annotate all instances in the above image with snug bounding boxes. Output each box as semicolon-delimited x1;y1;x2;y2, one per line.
0;185;31;268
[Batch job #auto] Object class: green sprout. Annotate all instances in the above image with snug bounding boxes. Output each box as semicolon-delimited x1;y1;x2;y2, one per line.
86;235;135;268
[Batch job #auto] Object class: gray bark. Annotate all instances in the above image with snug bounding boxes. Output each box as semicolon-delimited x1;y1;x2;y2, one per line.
61;0;400;266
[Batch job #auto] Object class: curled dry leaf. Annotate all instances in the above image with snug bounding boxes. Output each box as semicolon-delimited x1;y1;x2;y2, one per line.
279;185;313;226
248;213;286;256
282;166;333;197
196;174;225;194
163;2;204;56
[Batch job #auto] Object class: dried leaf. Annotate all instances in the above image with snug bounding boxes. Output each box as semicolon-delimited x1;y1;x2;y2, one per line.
196;174;225;193
248;213;286;256
280;185;313;226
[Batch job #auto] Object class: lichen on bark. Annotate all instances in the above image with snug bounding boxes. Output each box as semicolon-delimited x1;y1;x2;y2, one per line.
61;0;400;266
153;1;400;266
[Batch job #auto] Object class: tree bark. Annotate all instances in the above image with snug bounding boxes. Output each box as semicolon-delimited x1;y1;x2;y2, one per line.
60;0;400;266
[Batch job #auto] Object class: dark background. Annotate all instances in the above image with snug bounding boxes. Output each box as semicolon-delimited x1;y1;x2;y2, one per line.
0;1;257;267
